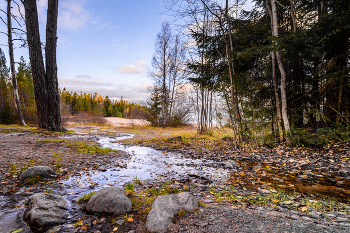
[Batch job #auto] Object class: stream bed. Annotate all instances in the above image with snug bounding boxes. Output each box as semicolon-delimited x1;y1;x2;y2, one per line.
1;130;350;232
0;132;236;232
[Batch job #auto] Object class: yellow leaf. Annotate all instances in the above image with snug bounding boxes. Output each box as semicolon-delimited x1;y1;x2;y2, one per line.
272;199;279;204
282;163;286;167
300;206;308;212
113;227;118;231
127;217;133;222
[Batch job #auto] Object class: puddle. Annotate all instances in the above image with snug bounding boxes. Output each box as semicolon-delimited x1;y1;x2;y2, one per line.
229;161;350;201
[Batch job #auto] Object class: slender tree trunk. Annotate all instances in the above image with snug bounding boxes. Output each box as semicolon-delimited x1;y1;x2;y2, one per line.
266;0;284;141
45;0;62;131
270;0;291;145
272;52;284;141
225;0;240;126
7;0;26;126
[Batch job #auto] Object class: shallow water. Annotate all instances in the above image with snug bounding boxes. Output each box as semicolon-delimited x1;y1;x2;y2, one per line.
0;132;236;232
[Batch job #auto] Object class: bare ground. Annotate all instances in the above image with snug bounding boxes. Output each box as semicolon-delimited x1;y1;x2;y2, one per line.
1;126;350;232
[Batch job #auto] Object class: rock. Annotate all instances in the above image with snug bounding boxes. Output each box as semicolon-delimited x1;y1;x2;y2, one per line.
45;224;76;233
167;136;182;142
113;219;125;225
23;193;70;230
336;217;349;222
86;187;132;215
146;192;198;233
309;211;323;219
20;166;55;179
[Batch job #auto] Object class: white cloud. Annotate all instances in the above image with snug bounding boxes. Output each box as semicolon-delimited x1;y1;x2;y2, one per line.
75;75;91;79
58;77;150;103
58;0;90;30
116;60;146;74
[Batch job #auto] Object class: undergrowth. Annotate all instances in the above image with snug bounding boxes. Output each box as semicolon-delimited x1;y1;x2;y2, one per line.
291;125;350;148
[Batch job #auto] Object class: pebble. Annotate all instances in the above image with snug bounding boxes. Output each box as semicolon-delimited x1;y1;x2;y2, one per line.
289;214;299;220
326;213;337;218
336;217;349;222
302;216;314;221
309;211;323;219
113;219;125;225
128;231;136;233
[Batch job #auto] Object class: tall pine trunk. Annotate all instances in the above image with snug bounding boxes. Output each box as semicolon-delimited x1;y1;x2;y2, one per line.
7;0;26;126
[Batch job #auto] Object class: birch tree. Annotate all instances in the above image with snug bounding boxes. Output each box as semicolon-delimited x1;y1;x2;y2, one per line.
7;0;26;126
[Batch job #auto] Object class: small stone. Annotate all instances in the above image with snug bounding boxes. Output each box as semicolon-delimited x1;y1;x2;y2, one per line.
99;218;105;223
326;213;337;218
302;216;313;221
336;217;349;222
202;198;214;203
337;222;350;227
289;214;298;220
128;231;136;233
309;211;323;219
113;219;125;225
200;222;208;227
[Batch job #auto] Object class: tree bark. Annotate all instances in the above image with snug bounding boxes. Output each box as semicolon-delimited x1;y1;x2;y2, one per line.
46;0;62;131
270;0;291;145
23;0;63;131
7;0;26;126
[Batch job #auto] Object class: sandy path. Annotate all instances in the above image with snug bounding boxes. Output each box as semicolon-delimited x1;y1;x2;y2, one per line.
104;117;150;127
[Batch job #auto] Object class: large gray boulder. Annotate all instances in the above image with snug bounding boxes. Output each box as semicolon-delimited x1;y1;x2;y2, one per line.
23;193;70;230
146;192;198;233
20;166;55;179
86;187;132;215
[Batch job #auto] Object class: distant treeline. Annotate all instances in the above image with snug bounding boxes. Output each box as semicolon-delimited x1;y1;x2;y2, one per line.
0;48;146;124
60;89;147;119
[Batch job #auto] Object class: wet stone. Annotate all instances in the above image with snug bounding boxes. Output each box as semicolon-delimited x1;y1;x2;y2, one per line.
23;193;70;230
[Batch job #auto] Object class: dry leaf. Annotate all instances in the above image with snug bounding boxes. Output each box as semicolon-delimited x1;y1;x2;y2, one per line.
113;227;118;231
127;217;133;222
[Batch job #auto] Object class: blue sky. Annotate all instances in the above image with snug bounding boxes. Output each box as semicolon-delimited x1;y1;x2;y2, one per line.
0;0;172;103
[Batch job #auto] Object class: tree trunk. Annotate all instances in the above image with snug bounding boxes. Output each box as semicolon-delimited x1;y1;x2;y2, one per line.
23;0;63;131
272;51;284;141
270;0;291;145
266;0;284;141
7;0;26;126
46;0;62;131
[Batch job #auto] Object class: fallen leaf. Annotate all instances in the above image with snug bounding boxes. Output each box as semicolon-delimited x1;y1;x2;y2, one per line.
127;217;133;222
113;227;118;231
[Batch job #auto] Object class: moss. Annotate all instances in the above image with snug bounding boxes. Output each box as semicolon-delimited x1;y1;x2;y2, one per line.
77;191;96;203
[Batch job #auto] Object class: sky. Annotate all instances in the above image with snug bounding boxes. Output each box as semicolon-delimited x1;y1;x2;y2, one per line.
0;0;173;104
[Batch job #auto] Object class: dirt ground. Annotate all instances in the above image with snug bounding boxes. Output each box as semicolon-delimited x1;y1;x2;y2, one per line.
104;117;149;127
1;125;350;232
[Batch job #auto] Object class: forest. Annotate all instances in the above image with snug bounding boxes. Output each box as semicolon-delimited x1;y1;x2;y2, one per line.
0;0;349;146
146;0;350;146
